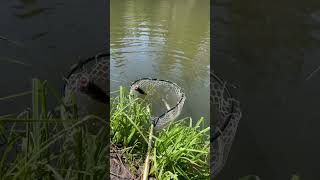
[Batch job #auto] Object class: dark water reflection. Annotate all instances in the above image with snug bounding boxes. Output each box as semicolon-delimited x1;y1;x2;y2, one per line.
214;0;320;179
0;0;106;114
111;0;210;124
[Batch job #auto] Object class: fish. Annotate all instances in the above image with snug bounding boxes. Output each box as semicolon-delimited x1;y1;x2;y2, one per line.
133;85;147;95
78;76;108;105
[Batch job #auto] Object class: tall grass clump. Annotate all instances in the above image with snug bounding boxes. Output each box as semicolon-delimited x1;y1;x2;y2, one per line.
0;78;108;180
110;86;151;149
151;117;210;180
110;86;210;179
110;86;152;175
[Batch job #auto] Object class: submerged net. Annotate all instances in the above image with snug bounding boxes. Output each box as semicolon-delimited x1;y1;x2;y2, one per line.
210;72;242;178
129;78;186;132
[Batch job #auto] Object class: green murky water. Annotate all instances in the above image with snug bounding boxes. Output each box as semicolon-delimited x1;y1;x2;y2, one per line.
110;0;210;125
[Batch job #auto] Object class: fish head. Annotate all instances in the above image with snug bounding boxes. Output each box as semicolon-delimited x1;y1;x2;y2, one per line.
78;75;90;92
133;84;140;91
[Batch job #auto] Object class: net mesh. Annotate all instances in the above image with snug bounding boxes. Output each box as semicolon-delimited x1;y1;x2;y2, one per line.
210;72;242;178
129;78;186;132
62;53;241;178
64;54;108;94
63;54;108;128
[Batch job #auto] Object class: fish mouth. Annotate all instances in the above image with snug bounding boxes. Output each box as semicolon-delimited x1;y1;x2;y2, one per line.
78;76;90;91
132;84;139;90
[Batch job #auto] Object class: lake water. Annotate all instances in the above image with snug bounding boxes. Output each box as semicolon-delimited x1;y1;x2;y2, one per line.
0;0;107;114
110;0;210;125
214;0;320;179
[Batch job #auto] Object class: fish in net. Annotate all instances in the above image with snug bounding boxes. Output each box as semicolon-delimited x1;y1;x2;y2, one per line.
63;53;109;132
129;78;186;132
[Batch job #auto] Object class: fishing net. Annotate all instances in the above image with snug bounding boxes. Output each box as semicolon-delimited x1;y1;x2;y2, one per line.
129;78;186;132
64;54;108;93
62;52;240;178
211;72;242;178
63;53;109;131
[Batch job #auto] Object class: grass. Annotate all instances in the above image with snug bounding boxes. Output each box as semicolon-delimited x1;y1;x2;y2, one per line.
110;86;152;175
0;78;108;179
151;117;210;180
110;86;210;179
111;86;151;148
1;79;298;180
110;87;302;180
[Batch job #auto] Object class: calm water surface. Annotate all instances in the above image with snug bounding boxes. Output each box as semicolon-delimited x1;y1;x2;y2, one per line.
110;0;210;124
215;0;320;179
0;0;106;114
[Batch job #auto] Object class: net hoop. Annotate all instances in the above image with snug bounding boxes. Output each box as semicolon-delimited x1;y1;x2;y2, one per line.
130;78;186;128
63;52;109;96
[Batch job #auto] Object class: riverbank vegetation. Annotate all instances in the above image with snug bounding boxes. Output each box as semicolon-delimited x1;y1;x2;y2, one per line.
0;79;300;179
110;86;210;179
0;79;210;179
0;79;108;179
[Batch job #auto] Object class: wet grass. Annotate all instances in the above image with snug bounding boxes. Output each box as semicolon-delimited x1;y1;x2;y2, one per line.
0;78;108;179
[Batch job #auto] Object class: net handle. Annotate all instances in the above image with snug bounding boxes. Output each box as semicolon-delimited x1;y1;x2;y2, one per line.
130;78;185;126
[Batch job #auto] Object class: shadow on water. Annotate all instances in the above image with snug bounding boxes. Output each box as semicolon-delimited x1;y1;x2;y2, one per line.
214;0;320;179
